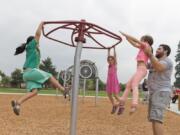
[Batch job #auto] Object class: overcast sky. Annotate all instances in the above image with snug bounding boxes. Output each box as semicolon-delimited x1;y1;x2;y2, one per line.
0;0;179;83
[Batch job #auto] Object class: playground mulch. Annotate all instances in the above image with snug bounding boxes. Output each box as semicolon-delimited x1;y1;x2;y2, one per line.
0;94;179;135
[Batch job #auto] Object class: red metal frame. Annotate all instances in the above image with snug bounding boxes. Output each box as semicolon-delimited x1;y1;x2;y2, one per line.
42;20;122;49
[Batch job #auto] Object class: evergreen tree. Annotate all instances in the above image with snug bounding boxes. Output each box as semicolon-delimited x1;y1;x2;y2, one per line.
98;79;105;91
39;57;58;77
39;57;58;88
174;41;180;88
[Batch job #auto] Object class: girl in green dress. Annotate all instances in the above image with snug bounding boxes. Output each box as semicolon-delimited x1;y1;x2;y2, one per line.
12;22;65;115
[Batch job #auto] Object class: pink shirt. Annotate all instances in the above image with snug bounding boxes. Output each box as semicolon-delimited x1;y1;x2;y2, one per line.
136;42;149;64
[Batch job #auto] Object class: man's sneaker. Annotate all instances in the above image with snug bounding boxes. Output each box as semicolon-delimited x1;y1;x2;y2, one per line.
11;100;20;116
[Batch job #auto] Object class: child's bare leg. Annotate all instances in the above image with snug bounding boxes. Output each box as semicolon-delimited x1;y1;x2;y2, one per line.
117;78;133;115
17;89;38;105
107;93;115;106
114;93;120;102
48;76;64;91
108;93;118;114
120;79;132;103
11;89;38;115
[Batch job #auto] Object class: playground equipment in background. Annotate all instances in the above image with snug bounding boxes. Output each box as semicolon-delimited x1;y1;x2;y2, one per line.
59;60;99;104
42;19;122;135
79;60;99;104
58;70;72;100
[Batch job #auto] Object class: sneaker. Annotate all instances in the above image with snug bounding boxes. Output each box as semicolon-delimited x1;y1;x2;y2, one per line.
63;87;70;99
11;100;20;116
111;105;118;114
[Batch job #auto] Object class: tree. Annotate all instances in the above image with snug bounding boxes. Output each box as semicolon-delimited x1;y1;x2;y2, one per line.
98;79;105;91
0;70;6;78
1;76;11;87
11;68;23;88
39;57;58;88
0;70;5;85
0;70;11;87
39;57;58;77
86;79;95;90
174;41;180;88
120;83;126;91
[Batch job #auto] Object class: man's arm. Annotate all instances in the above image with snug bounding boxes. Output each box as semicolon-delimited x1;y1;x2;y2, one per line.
144;47;166;72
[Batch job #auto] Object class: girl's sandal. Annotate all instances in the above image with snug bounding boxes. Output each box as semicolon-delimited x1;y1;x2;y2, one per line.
117;101;125;115
129;105;137;115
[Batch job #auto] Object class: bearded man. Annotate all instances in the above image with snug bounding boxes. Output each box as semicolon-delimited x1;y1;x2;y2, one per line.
144;44;173;135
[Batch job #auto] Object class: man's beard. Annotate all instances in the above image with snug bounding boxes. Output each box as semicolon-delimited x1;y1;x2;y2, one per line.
155;53;164;59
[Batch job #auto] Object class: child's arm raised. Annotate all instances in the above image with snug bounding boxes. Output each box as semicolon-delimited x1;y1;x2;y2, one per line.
126;38;140;48
113;47;117;65
120;31;142;48
35;22;44;42
113;47;116;58
108;48;110;56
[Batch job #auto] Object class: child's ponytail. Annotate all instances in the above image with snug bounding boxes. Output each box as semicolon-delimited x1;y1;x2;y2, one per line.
14;36;34;55
14;43;27;55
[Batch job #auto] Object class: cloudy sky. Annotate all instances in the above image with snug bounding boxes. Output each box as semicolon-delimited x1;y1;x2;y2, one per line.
0;0;179;83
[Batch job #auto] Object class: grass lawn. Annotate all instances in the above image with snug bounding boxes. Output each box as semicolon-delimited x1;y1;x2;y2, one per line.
0;88;59;95
0;87;145;98
0;87;107;96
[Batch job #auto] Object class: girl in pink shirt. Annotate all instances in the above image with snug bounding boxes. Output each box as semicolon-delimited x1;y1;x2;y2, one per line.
106;48;121;114
118;32;153;115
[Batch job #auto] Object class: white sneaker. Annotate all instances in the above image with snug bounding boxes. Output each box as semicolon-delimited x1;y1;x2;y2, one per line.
11;100;20;116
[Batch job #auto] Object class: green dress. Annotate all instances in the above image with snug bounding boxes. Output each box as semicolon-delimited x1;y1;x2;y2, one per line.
23;39;52;91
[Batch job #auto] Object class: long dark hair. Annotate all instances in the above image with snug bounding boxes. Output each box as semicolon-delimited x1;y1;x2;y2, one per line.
14;36;34;55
